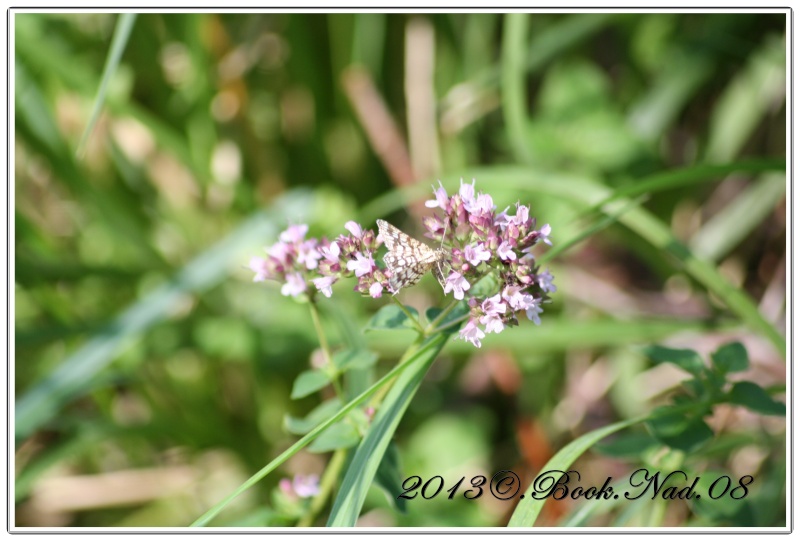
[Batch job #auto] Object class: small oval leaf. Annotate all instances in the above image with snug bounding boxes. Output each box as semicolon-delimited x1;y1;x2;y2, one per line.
290;370;332;399
643;344;705;375
334;349;379;371
647;415;714;452
728;381;785;416
308;420;361;453
711;342;749;373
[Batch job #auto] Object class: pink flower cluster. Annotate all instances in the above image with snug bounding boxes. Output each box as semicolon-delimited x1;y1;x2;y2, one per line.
423;179;555;348
248;179;555;348
248;221;393;299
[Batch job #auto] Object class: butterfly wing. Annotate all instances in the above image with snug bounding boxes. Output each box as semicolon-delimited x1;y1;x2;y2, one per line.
377;219;441;291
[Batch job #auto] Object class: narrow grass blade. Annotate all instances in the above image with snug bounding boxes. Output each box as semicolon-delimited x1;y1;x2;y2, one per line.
538;195;646;265
705;34;785;163
501;13;533;165
598;158;785;208
76;13;137;157
507;416;645;526
367;318;732;361
690;173;786;262
627;52;712;143
327;332;449;526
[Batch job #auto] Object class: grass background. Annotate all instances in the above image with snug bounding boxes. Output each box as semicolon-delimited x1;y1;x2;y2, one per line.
14;11;786;527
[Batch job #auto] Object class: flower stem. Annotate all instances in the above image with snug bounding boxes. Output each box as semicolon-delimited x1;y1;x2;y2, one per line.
309;300;344;397
424;299;460;335
390;296;426;335
296;448;347;527
429;313;470;335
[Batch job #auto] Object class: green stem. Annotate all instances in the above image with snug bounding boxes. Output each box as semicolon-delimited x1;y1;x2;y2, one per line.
429;313;470;335
296;448;347;527
308;300;343;398
424;299;460;334
390;296;426;335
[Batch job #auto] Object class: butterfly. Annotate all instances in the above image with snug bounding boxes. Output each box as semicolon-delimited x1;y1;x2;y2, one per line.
376;219;449;293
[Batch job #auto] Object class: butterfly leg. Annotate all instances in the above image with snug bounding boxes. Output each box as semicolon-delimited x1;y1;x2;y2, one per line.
433;261;447;290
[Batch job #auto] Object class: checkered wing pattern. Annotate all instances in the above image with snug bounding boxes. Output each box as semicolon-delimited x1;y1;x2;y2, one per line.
377;219;447;292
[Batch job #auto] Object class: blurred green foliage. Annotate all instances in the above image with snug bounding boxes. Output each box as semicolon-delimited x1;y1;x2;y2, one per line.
14;12;785;528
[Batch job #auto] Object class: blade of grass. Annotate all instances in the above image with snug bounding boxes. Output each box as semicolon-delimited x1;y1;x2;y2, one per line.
327;332;449;526
596;158;785;208
76;13;137;157
367;317;733;359
460;13;616;98
15;190;315;441
705;33;785;163
538;195;647;265
507;416;646;526
627;51;713;143
501;13;533;165
690;172;786;262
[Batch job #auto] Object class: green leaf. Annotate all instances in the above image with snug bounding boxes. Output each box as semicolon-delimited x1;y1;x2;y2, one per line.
327;333;448;526
728;381;785;416
643;344;705;376
308;420;361;453
593;431;660;459
290;370;332;399
682;378;707;399
507;416;644;526
374;442;407;513
333;349;378;372
284;398;342;436
646;408;714;452
705;370;727;394
365;305;419;331
711;342;749;374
